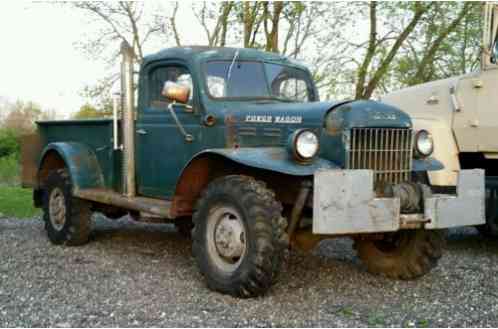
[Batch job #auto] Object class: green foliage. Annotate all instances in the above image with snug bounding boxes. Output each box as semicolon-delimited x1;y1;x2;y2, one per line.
73;103;111;119
0;128;20;158
0;186;39;218
0;153;19;187
389;2;482;88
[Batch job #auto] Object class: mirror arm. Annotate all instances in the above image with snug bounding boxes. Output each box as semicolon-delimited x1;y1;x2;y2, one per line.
182;103;194;113
168;101;194;143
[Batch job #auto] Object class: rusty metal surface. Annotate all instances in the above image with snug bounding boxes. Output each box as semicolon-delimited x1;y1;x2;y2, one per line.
75;188;172;218
39;142;105;190
171;156;212;217
287;182;312;238
20;133;43;188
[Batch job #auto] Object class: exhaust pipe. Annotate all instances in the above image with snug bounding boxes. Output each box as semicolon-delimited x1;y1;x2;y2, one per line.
120;41;136;197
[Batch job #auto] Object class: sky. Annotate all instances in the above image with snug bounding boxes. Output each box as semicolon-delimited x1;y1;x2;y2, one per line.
0;1;204;118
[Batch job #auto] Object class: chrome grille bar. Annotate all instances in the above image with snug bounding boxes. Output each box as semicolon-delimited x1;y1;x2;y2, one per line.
347;128;413;185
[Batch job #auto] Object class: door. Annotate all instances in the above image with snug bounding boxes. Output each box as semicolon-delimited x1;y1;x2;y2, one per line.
475;67;498;152
136;62;201;198
476;5;498;152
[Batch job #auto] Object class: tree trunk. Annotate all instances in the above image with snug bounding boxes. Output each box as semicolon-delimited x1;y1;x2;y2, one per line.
355;2;377;100
360;3;430;99
408;3;470;85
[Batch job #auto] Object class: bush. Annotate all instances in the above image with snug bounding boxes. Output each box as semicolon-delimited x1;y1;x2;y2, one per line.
0;128;20;158
0;153;20;187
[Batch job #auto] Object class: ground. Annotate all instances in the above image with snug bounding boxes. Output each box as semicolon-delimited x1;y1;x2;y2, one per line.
0;215;497;327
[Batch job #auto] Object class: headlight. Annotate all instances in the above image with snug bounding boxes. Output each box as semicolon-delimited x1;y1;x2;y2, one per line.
414;129;434;158
289;129;319;162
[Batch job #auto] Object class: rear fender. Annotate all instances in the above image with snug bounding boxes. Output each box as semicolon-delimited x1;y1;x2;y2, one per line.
38;142;104;191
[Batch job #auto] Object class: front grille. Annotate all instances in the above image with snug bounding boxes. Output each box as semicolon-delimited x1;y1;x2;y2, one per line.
347;128;413;185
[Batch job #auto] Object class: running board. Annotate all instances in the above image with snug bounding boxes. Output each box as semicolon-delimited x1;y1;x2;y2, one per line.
74;188;172;218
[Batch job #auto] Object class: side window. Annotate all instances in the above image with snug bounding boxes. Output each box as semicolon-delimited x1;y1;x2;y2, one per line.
278;78;309;102
148;65;193;108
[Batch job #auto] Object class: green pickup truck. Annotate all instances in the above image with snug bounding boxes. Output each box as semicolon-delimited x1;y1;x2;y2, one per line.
21;43;484;297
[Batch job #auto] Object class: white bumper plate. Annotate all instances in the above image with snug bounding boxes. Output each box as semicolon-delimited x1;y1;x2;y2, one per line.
313;169;485;235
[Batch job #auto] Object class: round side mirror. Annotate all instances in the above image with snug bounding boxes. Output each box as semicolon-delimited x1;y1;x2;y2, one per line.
162;81;190;104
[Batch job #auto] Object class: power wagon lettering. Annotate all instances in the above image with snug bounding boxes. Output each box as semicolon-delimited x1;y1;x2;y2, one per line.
245;115;302;124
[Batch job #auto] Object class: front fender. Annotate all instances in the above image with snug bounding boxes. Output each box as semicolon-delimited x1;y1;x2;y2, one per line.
413;157;444;172
39;142;104;191
411;117;460;186
197;147;340;176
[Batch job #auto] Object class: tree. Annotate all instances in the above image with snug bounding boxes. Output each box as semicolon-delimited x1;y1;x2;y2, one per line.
72;2;168;63
73;103;111;119
353;2;432;99
262;2;284;52
193;2;236;47
392;2;482;87
0;128;20;157
2;100;44;134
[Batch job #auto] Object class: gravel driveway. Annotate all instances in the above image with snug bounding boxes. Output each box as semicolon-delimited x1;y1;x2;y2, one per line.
1;215;498;327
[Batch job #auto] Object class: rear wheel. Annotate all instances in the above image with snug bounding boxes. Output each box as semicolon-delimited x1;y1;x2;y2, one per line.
42;169;92;246
192;175;287;298
354;229;444;280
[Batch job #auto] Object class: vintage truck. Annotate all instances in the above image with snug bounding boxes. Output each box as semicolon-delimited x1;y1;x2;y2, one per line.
21;43;484;298
381;3;498;236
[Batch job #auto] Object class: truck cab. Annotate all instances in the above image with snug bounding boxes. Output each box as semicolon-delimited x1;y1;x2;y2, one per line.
22;44;484;298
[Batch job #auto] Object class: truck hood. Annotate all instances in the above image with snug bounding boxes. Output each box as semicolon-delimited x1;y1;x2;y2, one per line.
220;99;411;148
221;100;349;128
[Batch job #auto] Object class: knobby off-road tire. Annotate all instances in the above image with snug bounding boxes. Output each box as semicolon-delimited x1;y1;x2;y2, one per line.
42;169;92;246
354;229;444;280
192;175;288;298
477;217;498;238
477;189;498;237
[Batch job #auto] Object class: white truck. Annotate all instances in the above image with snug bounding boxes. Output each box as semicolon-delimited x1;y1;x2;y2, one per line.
381;3;498;236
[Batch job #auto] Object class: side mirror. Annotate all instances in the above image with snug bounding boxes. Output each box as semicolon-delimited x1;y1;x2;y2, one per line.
162;81;190;104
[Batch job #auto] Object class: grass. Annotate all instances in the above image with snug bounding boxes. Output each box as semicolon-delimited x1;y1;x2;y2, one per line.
0;153;20;186
0;154;40;218
0;186;40;218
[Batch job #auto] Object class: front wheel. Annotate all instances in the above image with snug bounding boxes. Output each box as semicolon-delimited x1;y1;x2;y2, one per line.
354;229;444;280
477;188;498;237
192;175;287;298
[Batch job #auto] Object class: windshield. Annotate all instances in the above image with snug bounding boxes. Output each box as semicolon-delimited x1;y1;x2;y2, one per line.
204;61;316;102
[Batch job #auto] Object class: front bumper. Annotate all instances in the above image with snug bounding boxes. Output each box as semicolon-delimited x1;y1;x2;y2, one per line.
312;169;485;235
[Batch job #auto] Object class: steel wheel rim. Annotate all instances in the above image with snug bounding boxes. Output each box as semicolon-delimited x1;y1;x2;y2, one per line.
206;205;247;274
49;187;66;231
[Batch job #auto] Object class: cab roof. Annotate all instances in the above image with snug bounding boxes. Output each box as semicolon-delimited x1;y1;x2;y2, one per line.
142;46;309;71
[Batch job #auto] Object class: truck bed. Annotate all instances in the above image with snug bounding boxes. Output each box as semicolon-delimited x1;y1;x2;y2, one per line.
21;118;122;191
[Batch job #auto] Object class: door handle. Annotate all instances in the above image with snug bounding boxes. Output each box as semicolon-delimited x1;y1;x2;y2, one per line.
137;129;148;135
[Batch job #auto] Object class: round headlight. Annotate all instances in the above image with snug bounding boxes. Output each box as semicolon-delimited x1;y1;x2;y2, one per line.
291;129;319;161
414;129;434;158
